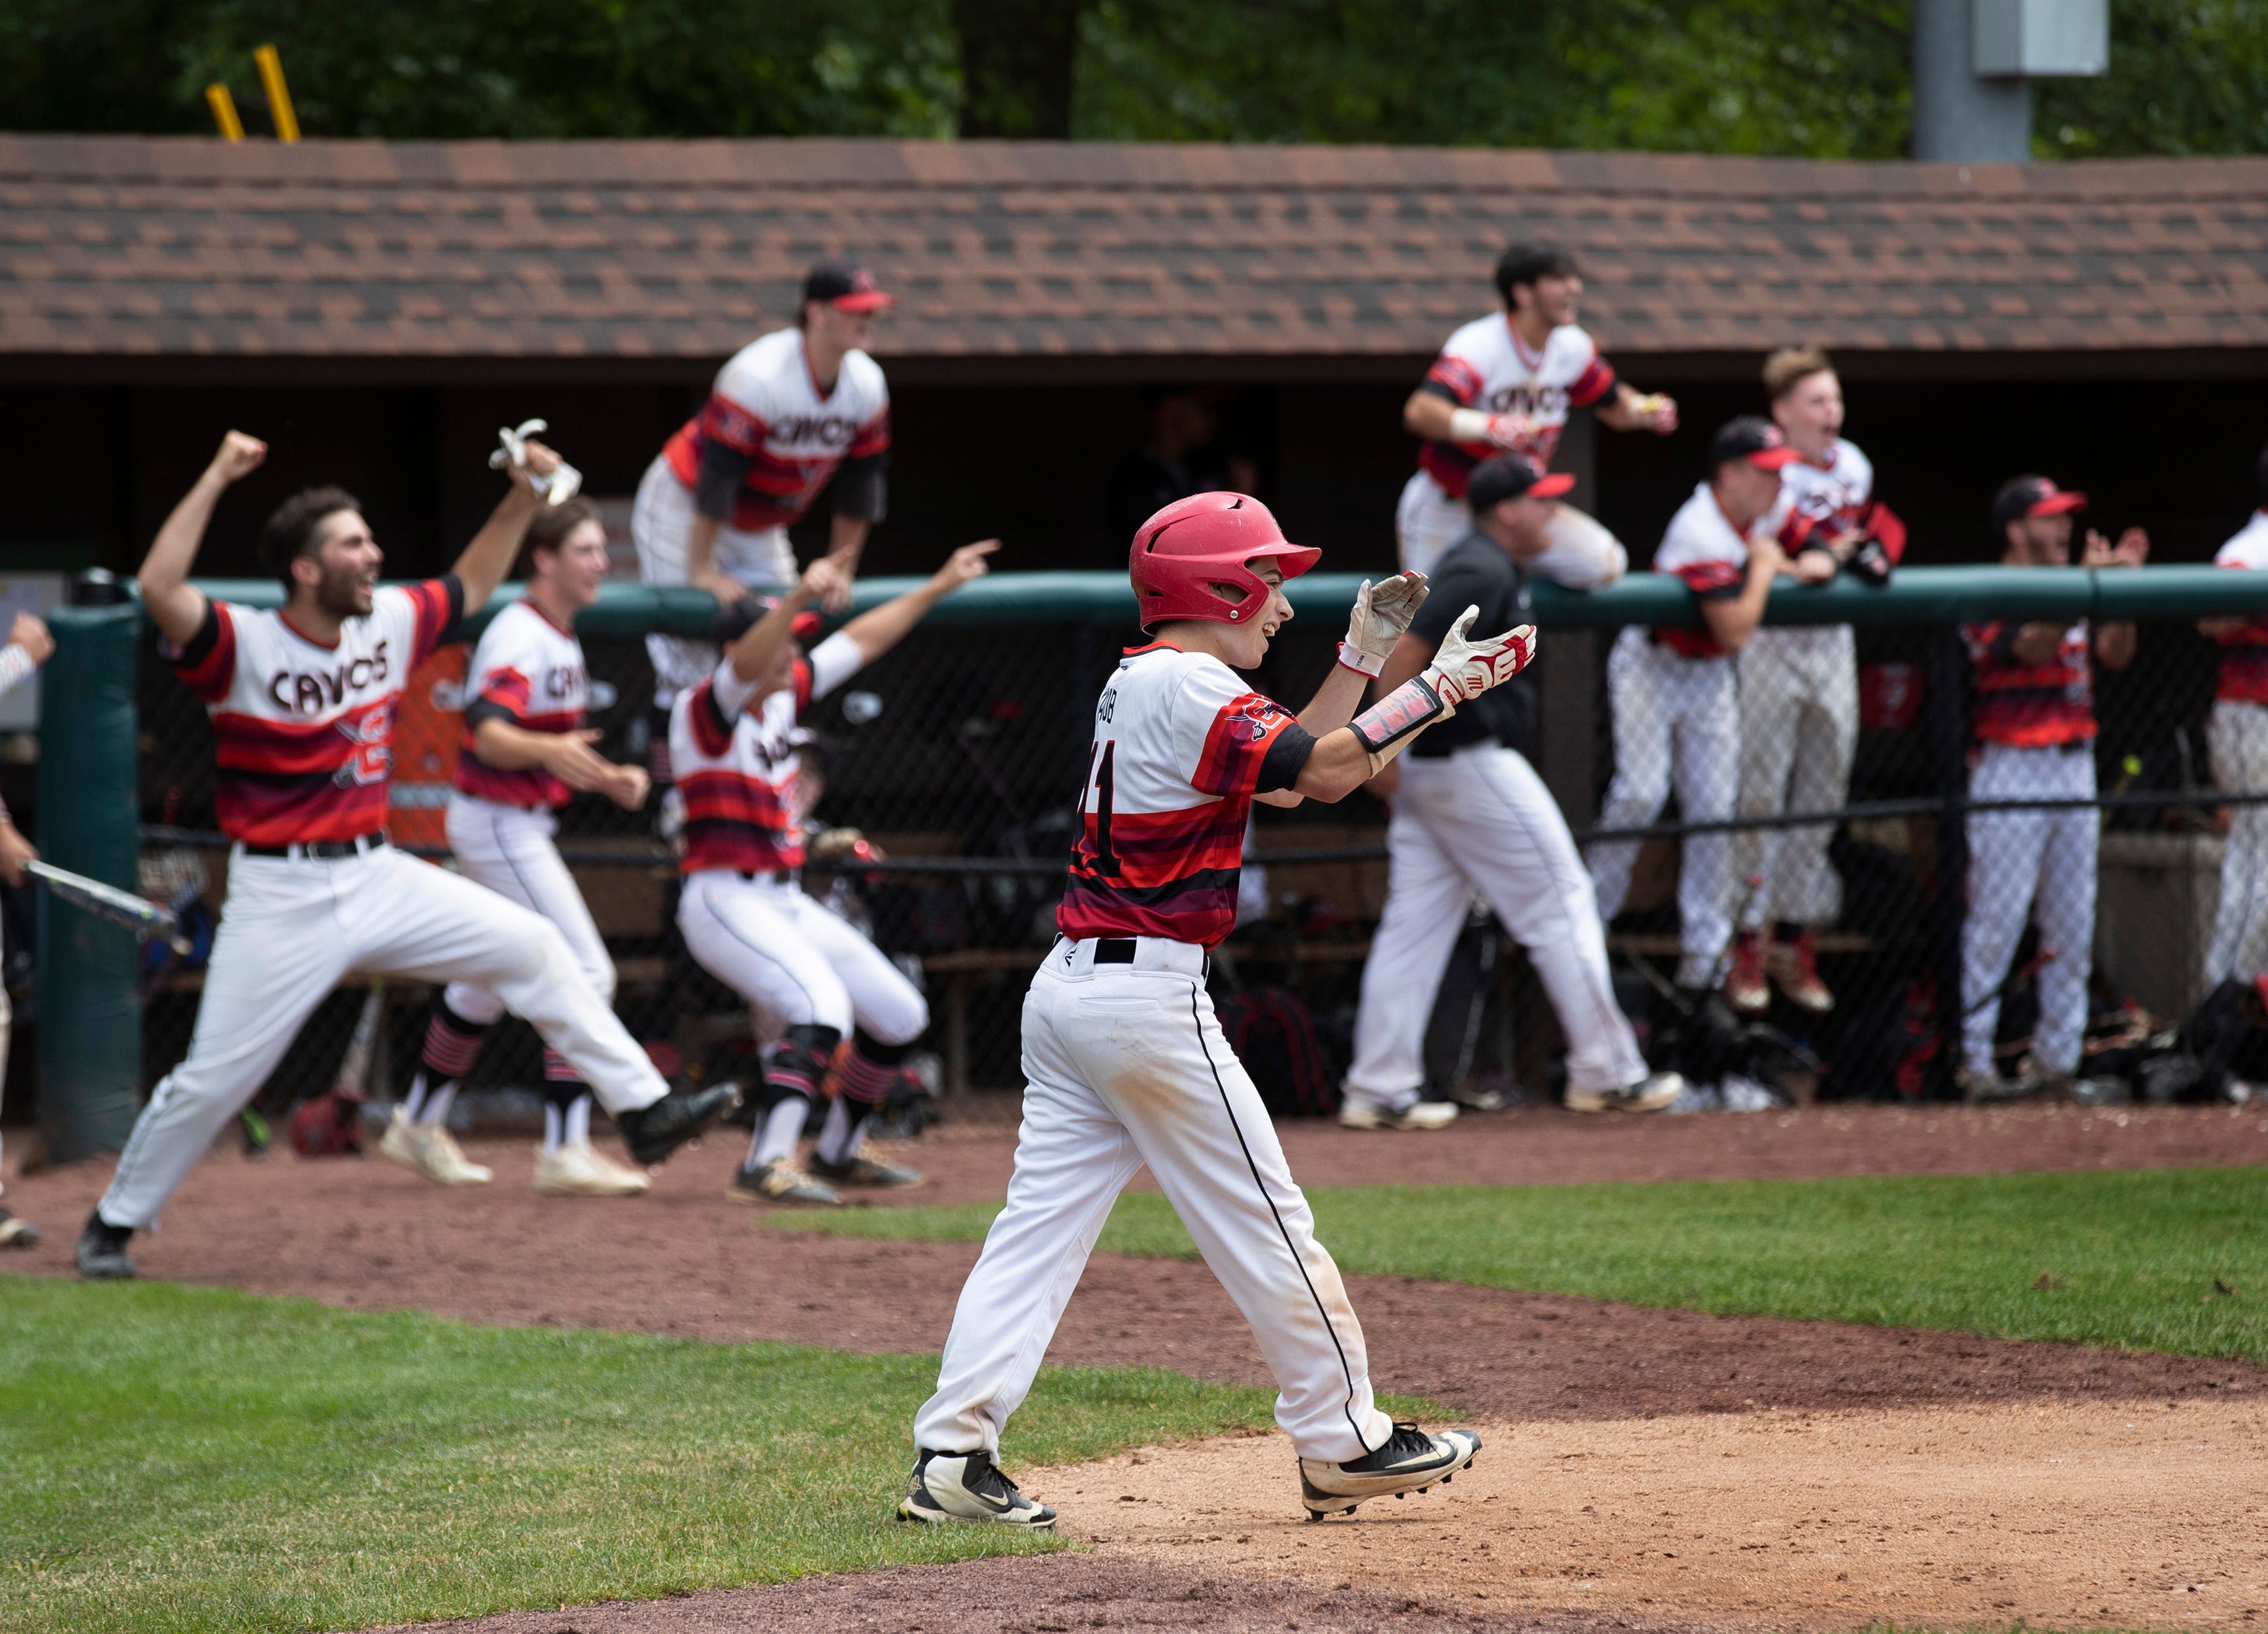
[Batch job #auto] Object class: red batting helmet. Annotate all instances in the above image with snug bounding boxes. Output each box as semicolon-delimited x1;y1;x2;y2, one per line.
1128;493;1320;631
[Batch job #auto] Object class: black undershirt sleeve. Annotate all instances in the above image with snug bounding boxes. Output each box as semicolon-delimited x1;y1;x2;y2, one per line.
695;439;751;522
1255;722;1320;794
832;450;889;522
1415;378;1461;405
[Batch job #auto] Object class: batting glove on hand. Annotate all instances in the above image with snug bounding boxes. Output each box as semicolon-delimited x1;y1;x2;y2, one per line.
1421;608;1537;705
1338;571;1429;676
490;418;584;505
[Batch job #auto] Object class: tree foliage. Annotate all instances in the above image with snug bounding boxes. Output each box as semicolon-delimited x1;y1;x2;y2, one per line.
1;0;2260;158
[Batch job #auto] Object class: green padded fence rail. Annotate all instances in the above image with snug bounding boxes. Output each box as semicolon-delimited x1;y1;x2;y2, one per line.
180;564;2268;633
37;603;143;1161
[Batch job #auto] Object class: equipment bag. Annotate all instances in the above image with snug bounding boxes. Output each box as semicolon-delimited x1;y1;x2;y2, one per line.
1219;984;1337;1120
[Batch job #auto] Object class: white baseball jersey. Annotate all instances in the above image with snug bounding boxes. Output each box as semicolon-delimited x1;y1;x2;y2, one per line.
1767;439;1874;551
453;598;586;809
1058;642;1316;949
1415;316;1618;495
1651;484;1755;659
668;632;862;876
661;327;890;533
2212;510;2268;705
165;578;459;845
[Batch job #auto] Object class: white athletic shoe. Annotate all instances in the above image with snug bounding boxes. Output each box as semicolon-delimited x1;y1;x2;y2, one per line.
378;1109;493;1186
1565;1070;1685;1114
1337;1096;1459;1131
533;1139;651;1197
896;1450;1057;1530
1298;1421;1482;1519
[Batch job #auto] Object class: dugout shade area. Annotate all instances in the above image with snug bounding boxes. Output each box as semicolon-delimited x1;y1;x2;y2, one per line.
25;562;2268;1159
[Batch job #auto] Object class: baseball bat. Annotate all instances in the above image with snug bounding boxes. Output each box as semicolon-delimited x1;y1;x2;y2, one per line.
27;860;190;954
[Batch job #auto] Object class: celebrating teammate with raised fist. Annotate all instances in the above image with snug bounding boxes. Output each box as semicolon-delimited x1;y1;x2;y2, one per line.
904;493;1527;1533
76;431;734;1280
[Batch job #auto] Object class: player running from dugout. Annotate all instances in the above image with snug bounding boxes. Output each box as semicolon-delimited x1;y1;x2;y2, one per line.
0;609;56;1250
1588;418;1792;997
2197;444;2268;992
387;497;657;1198
76;432;734;1280
1398;241;1678;586
1728;346;1907;1018
903;493;1522;1531
1342;454;1682;1129
633;259;892;775
674;541;997;1209
1957;477;2145;1105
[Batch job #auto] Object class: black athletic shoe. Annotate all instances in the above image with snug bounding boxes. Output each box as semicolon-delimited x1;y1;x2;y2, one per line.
1297;1421;1481;1518
75;1213;135;1280
809;1151;922;1188
0;1207;40;1249
896;1448;1057;1529
614;1084;738;1167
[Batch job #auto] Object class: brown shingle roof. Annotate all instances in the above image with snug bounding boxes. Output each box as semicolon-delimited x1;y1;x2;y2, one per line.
3;134;2266;360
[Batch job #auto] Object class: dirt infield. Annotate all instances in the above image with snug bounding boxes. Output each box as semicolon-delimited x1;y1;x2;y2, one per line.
10;1102;2268;1633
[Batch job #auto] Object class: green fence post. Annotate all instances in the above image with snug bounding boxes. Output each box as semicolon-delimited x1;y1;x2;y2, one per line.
36;603;143;1161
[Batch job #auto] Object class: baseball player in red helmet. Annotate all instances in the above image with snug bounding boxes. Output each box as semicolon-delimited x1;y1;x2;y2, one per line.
904;494;1531;1530
1957;478;2144;1101
1398;242;1678;585
2198;444;2268;988
76;432;734;1280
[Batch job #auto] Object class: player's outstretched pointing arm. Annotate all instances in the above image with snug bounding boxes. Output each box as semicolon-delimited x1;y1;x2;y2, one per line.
837;539;1000;665
1290;609;1536;803
450;437;563;618
140;431;267;646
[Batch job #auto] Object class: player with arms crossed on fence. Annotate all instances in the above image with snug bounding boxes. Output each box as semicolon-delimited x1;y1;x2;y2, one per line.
0;609;55;1248
1343;454;1683;1127
1588;418;1792;999
633;261;892;776
903;493;1529;1530
386;497;657;1197
1728;346;1907;1017
1957;477;2145;1103
75;432;734;1280
1397;242;1678;585
673;541;995;1208
2197;444;2268;991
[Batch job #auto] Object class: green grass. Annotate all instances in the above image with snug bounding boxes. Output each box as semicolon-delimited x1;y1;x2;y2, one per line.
771;1166;2268;1361
0;1277;1277;1634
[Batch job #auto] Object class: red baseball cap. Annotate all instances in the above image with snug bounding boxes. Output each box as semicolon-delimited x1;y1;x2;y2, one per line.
1991;475;2089;527
1710;416;1800;472
804;260;894;314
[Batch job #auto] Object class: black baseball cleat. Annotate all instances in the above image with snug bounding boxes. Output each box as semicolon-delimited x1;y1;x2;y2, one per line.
809;1150;923;1188
0;1207;40;1249
614;1084;739;1167
75;1212;136;1280
1298;1421;1481;1519
896;1449;1057;1530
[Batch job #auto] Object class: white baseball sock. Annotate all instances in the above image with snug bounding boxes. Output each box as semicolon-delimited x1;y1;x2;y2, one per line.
749;1097;808;1169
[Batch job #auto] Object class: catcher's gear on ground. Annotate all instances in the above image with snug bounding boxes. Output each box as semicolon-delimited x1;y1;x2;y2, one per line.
1128;492;1320;629
1337;571;1430;676
1298;1422;1481;1519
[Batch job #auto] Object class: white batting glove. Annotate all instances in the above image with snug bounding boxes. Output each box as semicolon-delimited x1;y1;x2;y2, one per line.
1337;571;1429;676
1421;607;1537;705
490;418;584;505
1447;408;1535;449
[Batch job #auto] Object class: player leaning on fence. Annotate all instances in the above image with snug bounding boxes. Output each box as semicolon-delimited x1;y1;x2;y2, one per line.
2199;443;2268;992
75;431;734;1280
0;608;55;1251
1955;477;2146;1105
904;492;1529;1531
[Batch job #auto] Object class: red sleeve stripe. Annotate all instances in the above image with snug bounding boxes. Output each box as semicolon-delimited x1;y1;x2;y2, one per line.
1566;355;1618;408
698;394;769;454
1192;693;1296;797
1423;355;1484;405
171;602;237;702
407;578;459;666
473;668;533;720
687;682;737;759
792;656;813;716
847;409;890;458
1675;561;1744;596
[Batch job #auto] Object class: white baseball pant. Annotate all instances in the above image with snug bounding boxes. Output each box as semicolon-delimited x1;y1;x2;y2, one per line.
915;935;1393;1463
1395;469;1627;588
1960;744;2098;1078
97;843;669;1229
1346;744;1646;1101
631;453;796;703
2207;700;2268;987
678;869;928;1044
1735;625;1857;932
441;796;614;1026
1587;627;1739;989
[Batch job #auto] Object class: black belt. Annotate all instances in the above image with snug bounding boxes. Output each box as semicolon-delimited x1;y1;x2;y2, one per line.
1094;938;1137;963
244;832;388;860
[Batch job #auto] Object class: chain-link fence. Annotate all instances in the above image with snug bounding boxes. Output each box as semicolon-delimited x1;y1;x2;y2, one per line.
126;573;2268;1139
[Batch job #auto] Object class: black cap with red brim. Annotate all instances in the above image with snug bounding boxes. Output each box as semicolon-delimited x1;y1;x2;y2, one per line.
804;260;894;313
1467;453;1577;510
1710;415;1800;472
1991;475;2090;528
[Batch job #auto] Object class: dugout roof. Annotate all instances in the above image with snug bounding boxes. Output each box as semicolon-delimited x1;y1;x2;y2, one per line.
4;135;2267;376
